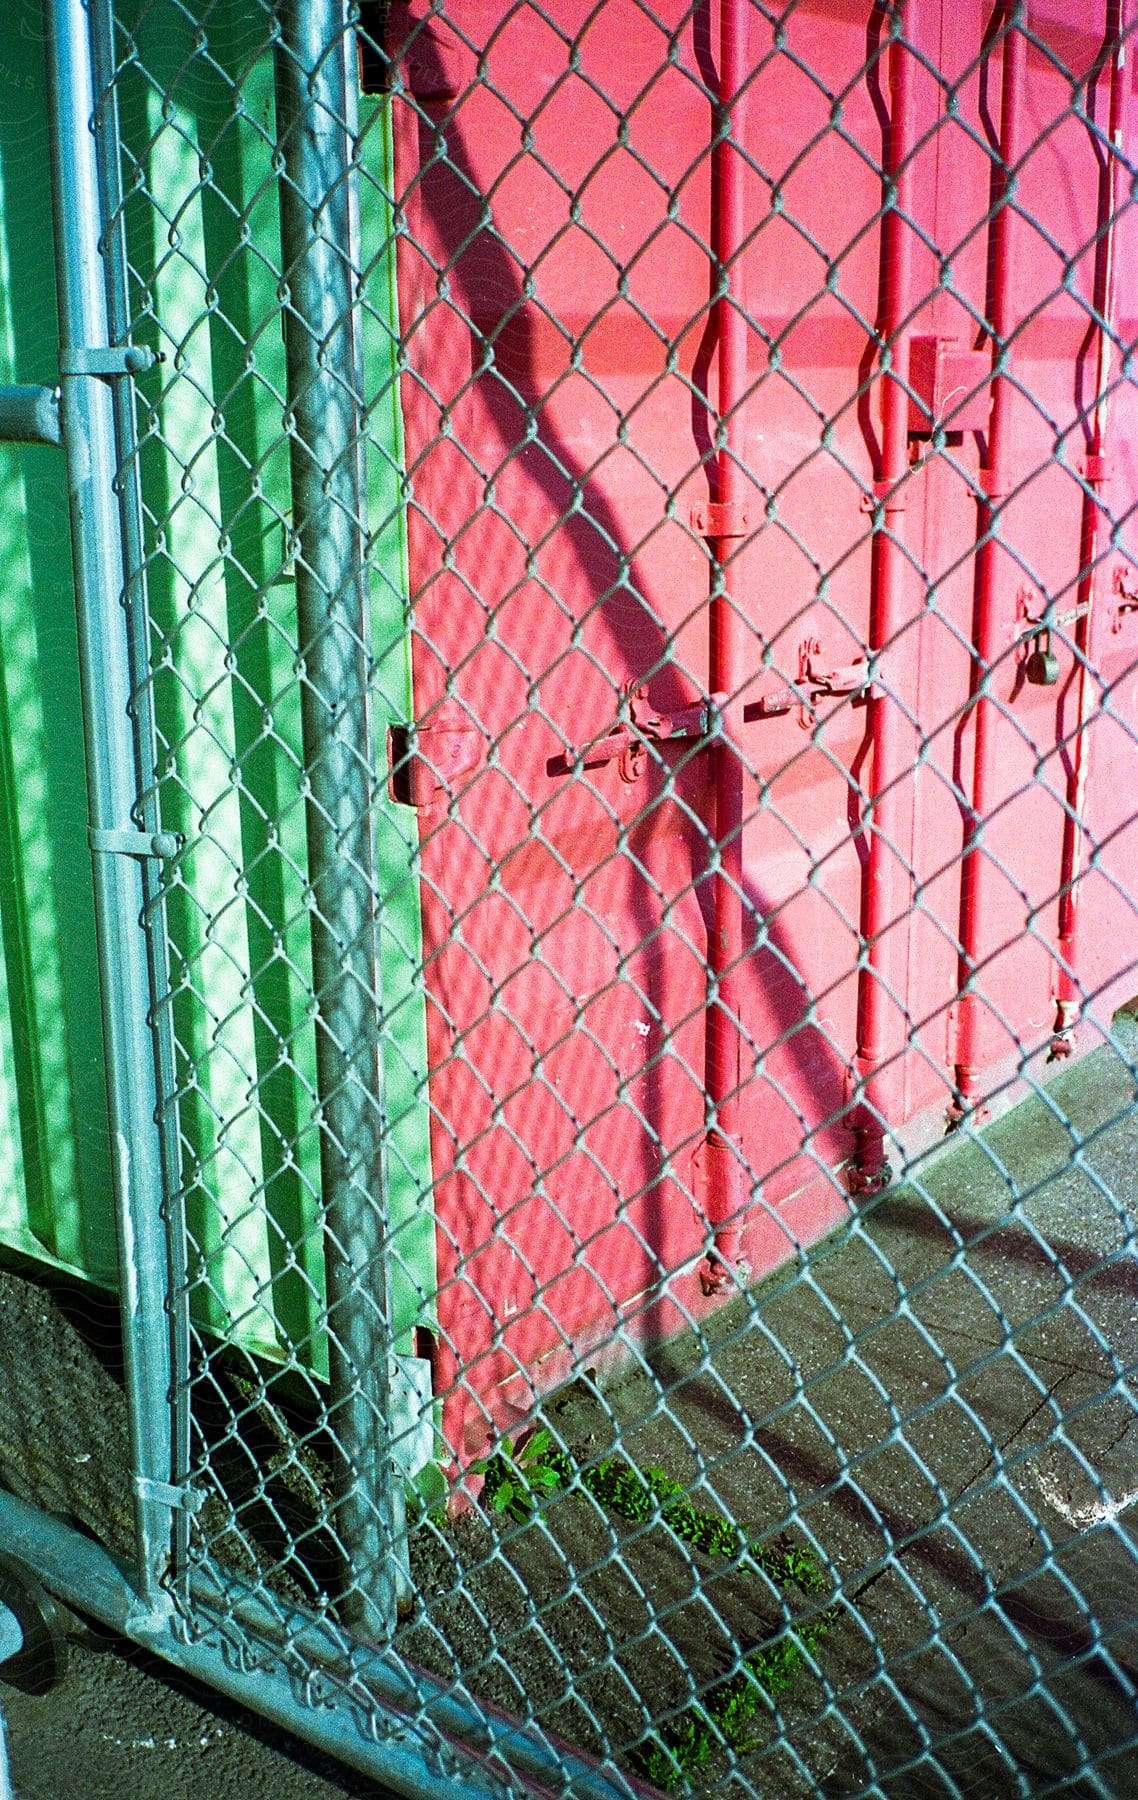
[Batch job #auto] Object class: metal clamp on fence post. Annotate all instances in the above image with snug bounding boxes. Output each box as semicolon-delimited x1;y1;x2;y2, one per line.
88;827;182;860
133;1476;204;1516
58;345;161;378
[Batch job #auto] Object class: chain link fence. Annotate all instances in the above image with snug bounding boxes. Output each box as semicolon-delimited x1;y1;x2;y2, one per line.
0;0;1136;1793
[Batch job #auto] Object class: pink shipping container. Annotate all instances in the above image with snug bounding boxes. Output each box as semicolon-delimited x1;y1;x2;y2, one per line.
379;0;1138;1462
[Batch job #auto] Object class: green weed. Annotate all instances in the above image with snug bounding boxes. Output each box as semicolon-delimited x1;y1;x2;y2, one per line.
473;1436;827;1599
470;1431;835;1790
632;1611;838;1791
472;1428;569;1522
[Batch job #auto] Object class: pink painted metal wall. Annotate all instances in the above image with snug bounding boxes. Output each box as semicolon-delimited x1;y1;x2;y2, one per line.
384;0;1138;1457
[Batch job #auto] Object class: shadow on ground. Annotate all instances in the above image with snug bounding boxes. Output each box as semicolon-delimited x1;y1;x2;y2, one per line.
2;1029;1138;1796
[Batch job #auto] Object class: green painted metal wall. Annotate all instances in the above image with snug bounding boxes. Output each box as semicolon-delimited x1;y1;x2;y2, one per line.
0;27;116;1288
0;8;433;1369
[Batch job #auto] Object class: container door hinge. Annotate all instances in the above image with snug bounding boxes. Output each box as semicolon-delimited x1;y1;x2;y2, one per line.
89;827;183;860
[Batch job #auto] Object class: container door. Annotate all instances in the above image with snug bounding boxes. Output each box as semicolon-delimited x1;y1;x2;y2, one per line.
388;0;937;1450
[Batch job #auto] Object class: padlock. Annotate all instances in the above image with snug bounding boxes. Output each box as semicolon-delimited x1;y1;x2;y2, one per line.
1025;627;1059;686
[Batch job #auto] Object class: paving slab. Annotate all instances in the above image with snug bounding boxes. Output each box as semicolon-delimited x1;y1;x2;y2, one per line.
541;1026;1138;1794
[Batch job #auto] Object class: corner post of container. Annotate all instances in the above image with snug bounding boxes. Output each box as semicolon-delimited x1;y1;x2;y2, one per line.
273;0;405;1638
41;0;175;1612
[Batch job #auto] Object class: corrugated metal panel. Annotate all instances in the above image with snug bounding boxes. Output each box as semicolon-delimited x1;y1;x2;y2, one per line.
0;64;116;1288
0;5;435;1366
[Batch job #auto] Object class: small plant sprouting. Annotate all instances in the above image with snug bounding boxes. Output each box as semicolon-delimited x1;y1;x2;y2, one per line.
472;1428;571;1523
631;1611;838;1792
471;1435;829;1603
466;1429;836;1789
768;1540;828;1596
575;1455;828;1601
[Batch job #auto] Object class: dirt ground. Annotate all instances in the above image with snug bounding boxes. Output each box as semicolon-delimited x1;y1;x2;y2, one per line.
0;1624;389;1799
2;1025;1138;1796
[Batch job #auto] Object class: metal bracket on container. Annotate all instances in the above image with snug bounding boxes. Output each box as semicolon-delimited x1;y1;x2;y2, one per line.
1080;453;1112;487
859;477;908;517
689;500;755;539
387;706;485;808
89;827;183;859
1111;563;1138;633
59;345;162;379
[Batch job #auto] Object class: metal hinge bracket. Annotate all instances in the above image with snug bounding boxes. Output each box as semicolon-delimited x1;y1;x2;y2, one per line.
387;704;485;808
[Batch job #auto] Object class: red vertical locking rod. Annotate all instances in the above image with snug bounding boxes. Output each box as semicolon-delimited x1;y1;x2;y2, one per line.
849;5;917;1190
699;0;751;1291
951;5;1027;1117
1050;0;1126;1058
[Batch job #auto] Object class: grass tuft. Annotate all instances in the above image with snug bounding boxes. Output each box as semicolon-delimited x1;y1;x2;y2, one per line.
471;1430;836;1789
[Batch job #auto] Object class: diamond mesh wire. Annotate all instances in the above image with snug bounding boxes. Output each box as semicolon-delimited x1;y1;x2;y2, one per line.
82;0;1138;1791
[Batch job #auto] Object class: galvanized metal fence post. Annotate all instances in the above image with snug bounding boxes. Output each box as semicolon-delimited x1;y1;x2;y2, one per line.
42;0;174;1609
273;0;404;1638
86;0;193;1592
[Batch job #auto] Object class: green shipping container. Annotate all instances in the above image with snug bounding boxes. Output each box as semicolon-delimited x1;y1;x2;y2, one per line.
0;5;435;1375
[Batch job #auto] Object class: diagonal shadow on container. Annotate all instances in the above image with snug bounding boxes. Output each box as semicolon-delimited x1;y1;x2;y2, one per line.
389;1;855;1440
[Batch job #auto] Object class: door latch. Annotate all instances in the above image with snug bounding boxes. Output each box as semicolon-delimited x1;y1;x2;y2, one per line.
552;682;726;784
553;643;885;782
797;640;878;699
